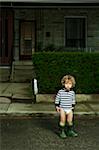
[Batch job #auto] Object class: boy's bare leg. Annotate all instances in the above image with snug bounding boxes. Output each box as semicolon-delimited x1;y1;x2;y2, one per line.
59;108;67;138
67;110;73;125
60;108;66;125
66;110;78;137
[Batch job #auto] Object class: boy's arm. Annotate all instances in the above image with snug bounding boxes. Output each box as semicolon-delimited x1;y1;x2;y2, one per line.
72;91;76;109
55;91;60;111
55;91;60;104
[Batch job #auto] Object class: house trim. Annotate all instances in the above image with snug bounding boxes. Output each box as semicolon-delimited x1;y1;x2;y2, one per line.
1;2;99;9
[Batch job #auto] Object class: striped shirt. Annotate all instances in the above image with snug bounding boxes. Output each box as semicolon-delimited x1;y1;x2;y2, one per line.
55;89;76;109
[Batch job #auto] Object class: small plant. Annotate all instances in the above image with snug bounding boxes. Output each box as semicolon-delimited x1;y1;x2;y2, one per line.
42;44;56;51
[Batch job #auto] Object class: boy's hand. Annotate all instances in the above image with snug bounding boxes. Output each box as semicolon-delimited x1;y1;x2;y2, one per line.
56;106;60;113
72;104;75;110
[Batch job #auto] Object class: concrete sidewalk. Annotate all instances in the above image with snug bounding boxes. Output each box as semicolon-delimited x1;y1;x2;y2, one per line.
0;82;99;116
0;100;99;117
0;82;32;102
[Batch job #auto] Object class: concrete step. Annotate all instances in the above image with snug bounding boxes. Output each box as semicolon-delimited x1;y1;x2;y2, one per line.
13;77;33;82
0;67;10;82
14;65;34;70
13;60;33;66
11;61;34;82
12;74;33;82
13;69;34;82
14;69;33;75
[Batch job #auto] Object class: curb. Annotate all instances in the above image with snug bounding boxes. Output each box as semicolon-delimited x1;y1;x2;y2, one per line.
0;111;99;118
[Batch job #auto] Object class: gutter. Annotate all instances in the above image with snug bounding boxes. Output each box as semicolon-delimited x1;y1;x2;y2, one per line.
1;2;99;8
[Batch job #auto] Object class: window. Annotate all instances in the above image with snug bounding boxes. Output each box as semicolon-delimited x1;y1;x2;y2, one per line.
65;17;86;48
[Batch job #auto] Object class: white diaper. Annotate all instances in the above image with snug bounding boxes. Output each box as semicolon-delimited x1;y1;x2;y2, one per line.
63;109;72;114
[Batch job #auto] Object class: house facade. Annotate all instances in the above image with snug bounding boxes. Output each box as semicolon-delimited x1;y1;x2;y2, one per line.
0;0;99;81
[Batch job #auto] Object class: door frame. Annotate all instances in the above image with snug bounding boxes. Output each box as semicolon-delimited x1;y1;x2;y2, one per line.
19;20;36;60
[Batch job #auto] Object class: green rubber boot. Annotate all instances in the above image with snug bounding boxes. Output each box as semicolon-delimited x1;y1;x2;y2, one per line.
66;125;78;137
59;123;67;139
59;128;67;138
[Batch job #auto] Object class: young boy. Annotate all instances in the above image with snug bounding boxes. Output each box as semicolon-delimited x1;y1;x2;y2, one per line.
55;75;78;138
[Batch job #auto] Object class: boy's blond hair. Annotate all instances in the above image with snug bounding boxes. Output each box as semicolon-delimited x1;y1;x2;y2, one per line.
61;75;76;88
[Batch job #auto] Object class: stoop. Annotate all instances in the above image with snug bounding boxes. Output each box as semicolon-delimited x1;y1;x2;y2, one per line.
0;66;10;82
10;61;34;82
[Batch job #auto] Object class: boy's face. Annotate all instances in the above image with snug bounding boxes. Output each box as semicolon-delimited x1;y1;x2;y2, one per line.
64;80;72;90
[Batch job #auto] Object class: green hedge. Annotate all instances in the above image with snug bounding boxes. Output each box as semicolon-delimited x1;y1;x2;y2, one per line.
32;52;99;94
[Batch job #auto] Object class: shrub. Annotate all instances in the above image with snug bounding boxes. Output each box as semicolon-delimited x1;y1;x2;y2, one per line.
32;52;99;94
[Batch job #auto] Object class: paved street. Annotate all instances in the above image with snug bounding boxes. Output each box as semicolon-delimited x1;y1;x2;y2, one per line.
0;115;99;150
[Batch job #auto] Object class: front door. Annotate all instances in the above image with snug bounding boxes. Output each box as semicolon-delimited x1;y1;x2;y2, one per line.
20;21;35;60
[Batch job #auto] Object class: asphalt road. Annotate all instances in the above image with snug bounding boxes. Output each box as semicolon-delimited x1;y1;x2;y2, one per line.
0;115;99;150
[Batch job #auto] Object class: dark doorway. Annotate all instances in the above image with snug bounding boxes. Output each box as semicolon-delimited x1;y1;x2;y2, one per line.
0;9;13;65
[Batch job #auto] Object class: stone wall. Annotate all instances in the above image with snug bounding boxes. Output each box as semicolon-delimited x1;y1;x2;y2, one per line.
36;94;99;103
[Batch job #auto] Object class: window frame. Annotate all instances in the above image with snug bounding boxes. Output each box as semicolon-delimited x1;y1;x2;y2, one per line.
64;16;87;50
